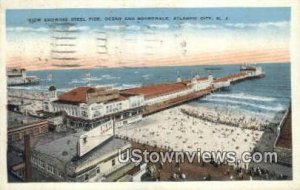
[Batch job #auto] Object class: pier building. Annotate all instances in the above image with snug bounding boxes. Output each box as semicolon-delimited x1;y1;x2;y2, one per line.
7;68;40;86
43;86;144;129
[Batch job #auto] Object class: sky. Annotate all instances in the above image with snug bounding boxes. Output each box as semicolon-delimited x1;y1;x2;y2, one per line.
6;8;290;70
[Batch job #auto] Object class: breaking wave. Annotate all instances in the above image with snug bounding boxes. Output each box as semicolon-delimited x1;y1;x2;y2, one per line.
116;84;141;90
210;93;276;102
202;97;286;112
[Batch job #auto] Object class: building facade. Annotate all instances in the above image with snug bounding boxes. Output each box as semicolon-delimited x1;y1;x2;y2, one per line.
31;136;132;182
43;86;144;130
8;112;49;142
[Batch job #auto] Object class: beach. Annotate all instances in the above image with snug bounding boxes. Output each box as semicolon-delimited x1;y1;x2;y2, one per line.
116;105;264;163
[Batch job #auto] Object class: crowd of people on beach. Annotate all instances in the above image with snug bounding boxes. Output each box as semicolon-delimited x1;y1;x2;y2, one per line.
115;103;290;180
181;105;271;131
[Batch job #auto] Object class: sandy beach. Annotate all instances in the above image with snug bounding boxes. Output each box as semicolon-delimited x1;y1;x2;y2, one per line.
116;105;264;163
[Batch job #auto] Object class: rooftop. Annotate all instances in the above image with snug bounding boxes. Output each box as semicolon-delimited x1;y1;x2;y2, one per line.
7;150;24;168
215;73;247;82
7;111;42;129
56;86;128;104
57;86;94;104
10;128;78;151
34;131;85;163
34;134;130;164
121;82;188;99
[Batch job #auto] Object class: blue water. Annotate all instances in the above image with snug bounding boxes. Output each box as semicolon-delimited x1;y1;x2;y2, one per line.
11;63;291;118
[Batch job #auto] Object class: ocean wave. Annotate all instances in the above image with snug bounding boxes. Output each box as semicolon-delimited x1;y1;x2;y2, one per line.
8;86;48;91
202;97;286;112
142;74;153;78
210;93;276;102
69;79;87;84
102;74;120;80
116;84;141;90
88;77;103;81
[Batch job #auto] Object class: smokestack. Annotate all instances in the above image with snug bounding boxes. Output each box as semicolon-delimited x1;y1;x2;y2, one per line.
24;135;32;182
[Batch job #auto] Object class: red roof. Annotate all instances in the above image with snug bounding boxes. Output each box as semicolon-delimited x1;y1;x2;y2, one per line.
57;86;128;104
215;73;247;82
182;77;208;84
58;87;94;103
121;82;188;99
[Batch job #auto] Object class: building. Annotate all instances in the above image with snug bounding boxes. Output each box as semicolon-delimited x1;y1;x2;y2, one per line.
122;76;212;106
7;149;26;181
121;76;213;114
43;86;144;129
7;111;49;142
31;135;132;182
7;68;39;86
240;64;265;78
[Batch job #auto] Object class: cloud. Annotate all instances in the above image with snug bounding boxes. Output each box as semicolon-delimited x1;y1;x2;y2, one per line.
178;21;289;32
7;27;49;33
225;21;290;30
68;26;90;31
180;23;219;30
103;25;126;30
147;24;169;29
7;26;91;33
126;25;141;31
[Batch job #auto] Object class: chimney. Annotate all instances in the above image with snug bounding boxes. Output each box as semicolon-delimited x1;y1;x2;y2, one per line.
24;135;32;182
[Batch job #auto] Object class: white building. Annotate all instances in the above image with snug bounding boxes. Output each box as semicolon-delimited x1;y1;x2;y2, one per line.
43;86;144;130
121;76;213;106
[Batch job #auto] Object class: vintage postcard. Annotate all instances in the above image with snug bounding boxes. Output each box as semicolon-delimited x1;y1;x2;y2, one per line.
1;0;300;190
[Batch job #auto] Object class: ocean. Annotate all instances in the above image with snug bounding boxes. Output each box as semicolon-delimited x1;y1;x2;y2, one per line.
10;63;291;119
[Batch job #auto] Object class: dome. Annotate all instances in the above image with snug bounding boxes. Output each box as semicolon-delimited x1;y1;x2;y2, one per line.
48;86;56;91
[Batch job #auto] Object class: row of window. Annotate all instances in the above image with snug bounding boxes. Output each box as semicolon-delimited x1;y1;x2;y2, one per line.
31;156;63;178
53;104;80;117
79;153;127;181
69;118;110;129
8;125;47;142
106;102;122;114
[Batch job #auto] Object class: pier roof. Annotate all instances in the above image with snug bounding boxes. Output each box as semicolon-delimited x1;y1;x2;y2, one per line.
215;73;247;82
121;82;188;99
57;87;93;104
57;86;127;104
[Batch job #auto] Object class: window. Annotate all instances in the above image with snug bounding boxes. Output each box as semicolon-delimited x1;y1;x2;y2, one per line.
58;171;63;178
31;156;37;165
8;135;12;142
85;174;89;181
39;159;45;169
47;164;54;174
34;128;39;135
112;159;115;166
13;134;19;141
83;136;87;144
